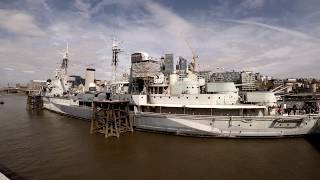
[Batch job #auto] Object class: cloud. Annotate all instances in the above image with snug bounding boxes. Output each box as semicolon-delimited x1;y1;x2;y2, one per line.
144;2;192;36
1;0;320;86
0;9;46;37
74;0;90;18
23;70;35;74
240;0;265;9
3;67;14;71
222;19;311;39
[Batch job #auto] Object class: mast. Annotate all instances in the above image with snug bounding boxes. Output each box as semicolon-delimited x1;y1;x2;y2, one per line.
61;43;69;75
112;38;121;83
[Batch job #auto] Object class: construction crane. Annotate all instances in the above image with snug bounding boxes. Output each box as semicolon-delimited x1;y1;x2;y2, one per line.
184;39;199;72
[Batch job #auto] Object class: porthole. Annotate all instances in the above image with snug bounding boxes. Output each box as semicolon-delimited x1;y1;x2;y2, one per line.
218;97;221;99
186;97;189;99
208;97;210;99
196;97;198;99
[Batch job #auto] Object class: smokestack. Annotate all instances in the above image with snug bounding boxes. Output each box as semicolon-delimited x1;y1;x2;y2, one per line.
85;68;95;92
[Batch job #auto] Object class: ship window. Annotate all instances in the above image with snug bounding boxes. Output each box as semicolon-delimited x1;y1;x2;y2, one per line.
192;87;194;88
85;102;92;107
208;97;210;99
169;96;171;99
160;96;162;98
178;97;180;99
196;97;198;99
218;97;221;99
186;97;189;99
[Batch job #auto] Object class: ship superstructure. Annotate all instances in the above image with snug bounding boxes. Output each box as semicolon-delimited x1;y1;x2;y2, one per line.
41;43;320;137
45;45;72;97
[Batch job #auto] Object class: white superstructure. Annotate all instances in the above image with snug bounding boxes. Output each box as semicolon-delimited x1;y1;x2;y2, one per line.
41;44;320;138
45;45;72;97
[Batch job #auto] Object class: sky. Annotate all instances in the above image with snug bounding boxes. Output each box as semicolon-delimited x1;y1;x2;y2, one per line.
1;0;320;86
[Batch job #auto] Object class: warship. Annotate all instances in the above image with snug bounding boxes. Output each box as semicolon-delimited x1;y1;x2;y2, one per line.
42;42;320;137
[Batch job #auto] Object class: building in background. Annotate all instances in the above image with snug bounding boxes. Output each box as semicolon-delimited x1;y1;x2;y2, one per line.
27;80;46;91
211;70;241;83
241;71;256;91
176;56;187;73
161;54;174;75
272;79;285;87
198;70;212;83
256;74;273;91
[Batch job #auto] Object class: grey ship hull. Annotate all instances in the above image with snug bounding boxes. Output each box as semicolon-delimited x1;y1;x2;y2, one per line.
43;97;92;120
43;97;320;137
134;113;320;137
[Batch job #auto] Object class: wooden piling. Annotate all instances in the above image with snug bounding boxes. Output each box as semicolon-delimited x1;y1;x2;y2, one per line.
26;95;43;110
90;100;133;138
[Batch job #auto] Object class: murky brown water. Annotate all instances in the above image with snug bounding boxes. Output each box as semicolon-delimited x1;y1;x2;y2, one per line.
0;94;320;180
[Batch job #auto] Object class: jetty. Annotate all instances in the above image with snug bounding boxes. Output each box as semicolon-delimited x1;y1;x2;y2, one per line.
90;100;133;138
26;95;43;110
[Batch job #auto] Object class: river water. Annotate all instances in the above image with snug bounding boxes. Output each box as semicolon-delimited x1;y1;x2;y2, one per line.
0;94;319;180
